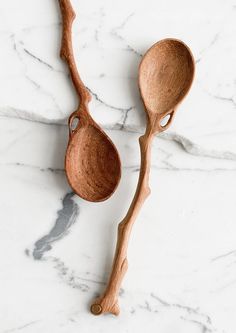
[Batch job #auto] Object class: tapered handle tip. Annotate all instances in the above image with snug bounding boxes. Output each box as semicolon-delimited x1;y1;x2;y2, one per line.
90;298;120;316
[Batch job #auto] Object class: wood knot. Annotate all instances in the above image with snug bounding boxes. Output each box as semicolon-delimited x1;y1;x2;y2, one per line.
90;303;102;315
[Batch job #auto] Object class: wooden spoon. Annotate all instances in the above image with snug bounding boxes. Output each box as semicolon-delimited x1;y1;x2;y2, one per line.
59;0;121;202
90;38;195;315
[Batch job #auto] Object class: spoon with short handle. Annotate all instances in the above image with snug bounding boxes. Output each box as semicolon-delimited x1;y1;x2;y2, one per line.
90;38;195;315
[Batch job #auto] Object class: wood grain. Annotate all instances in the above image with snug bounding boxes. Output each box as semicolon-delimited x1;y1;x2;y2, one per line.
91;38;195;315
59;0;121;202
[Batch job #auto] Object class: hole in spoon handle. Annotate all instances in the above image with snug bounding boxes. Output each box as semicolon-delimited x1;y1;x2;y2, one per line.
158;109;175;131
68;104;91;137
68;111;80;137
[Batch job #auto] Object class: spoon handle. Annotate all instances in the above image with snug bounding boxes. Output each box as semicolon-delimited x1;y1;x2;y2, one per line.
91;125;155;316
58;0;91;114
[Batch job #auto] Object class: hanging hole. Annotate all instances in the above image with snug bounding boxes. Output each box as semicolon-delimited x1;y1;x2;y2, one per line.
160;114;171;128
70;116;79;131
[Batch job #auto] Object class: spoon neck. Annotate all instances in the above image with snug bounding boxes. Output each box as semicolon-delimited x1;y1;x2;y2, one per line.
145;118;158;137
75;102;92;124
146;109;176;134
59;0;91;105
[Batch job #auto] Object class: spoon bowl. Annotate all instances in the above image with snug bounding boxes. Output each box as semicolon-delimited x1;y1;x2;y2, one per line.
65;124;121;202
139;38;194;121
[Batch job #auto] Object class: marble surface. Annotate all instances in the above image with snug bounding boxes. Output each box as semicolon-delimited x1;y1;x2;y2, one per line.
1;0;236;332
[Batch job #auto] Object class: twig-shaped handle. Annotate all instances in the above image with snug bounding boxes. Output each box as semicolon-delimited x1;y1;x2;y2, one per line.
91;124;155;315
58;0;91;128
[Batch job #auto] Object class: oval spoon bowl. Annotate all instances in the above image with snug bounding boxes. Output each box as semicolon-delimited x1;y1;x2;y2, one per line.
65;125;121;202
139;38;195;115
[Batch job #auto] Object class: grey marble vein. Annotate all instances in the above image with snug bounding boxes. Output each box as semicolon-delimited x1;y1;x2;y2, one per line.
23;48;54;70
162;132;236;161
47;256;106;291
1;320;40;333
94;7;105;42
0;106;67;125
23;46;65;74
180;317;213;333
10;34;63;113
211;249;236;262
111;13;143;57
124;164;236;172
196;32;220;64
2;162;65;173
139;300;153;312
119;107;133;130
2;105;236;164
86;86;135;113
209;93;236;108
151;293;213;331
28;192;78;260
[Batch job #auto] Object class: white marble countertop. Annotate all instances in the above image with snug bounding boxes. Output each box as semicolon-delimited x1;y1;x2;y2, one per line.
1;0;236;332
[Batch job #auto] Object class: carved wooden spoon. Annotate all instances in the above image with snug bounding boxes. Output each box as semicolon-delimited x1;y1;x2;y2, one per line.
59;0;121;202
90;38;195;315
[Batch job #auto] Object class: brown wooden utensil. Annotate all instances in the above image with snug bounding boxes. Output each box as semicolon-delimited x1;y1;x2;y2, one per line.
59;0;121;202
91;38;195;315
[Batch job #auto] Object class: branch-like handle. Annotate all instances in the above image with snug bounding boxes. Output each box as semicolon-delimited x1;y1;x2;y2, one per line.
58;0;91;116
91;126;154;315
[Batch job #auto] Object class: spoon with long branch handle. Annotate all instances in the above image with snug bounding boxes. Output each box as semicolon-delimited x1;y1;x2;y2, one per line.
90;38;195;315
59;0;121;202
